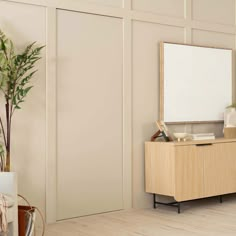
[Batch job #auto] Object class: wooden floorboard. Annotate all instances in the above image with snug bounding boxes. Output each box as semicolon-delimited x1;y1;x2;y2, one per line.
37;195;236;236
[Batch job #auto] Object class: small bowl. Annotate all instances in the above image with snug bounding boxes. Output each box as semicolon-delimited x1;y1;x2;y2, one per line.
173;133;188;141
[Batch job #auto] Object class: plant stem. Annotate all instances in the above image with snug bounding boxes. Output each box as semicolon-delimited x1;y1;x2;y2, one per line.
4;151;10;172
0;154;3;172
0;116;7;148
5;101;10;172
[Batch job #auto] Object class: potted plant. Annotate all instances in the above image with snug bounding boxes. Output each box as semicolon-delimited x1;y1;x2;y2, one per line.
0;29;44;172
0;29;44;236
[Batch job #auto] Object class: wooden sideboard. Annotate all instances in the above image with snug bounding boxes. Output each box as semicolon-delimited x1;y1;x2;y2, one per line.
145;138;236;212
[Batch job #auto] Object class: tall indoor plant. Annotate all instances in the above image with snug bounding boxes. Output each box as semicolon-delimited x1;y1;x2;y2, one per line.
0;30;44;171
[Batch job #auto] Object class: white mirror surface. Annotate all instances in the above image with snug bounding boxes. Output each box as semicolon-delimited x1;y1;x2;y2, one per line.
161;42;232;123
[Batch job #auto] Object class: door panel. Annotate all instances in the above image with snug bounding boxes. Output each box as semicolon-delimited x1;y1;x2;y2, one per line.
57;10;123;220
204;143;236;197
175;145;204;201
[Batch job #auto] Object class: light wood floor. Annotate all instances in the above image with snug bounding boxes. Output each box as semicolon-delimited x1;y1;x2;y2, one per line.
39;195;236;236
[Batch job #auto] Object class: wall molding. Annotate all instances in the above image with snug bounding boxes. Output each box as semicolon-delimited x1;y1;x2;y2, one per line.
123;0;132;209
45;6;57;223
5;0;236;34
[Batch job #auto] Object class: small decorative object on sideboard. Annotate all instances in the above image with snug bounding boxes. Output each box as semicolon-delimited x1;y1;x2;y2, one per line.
173;133;188;142
224;104;236;138
150;121;173;142
191;133;215;140
224;127;236;138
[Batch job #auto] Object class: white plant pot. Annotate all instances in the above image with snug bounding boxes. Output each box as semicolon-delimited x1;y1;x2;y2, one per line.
0;172;18;236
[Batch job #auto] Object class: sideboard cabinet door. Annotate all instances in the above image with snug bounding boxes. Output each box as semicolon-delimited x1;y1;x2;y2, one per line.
175;145;204;201
204;142;236;197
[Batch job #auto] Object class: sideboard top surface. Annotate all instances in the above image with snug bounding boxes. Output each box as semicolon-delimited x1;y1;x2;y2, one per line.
145;138;236;146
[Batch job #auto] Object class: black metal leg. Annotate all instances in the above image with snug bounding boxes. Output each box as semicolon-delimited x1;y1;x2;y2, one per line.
219;195;223;203
178;202;181;214
152;194;228;214
153;194;156;209
153;195;181;213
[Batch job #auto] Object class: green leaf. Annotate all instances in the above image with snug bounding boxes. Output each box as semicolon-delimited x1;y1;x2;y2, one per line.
23;86;33;96
15;105;21;109
0;39;6;51
20;89;24;96
0;29;44;115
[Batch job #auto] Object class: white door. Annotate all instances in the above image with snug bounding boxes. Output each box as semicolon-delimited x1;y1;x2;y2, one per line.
57;10;123;220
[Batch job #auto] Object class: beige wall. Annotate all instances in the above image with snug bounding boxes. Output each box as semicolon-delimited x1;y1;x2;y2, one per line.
0;0;235;223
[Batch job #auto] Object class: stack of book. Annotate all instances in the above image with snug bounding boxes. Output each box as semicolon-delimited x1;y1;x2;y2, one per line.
192;133;215;140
